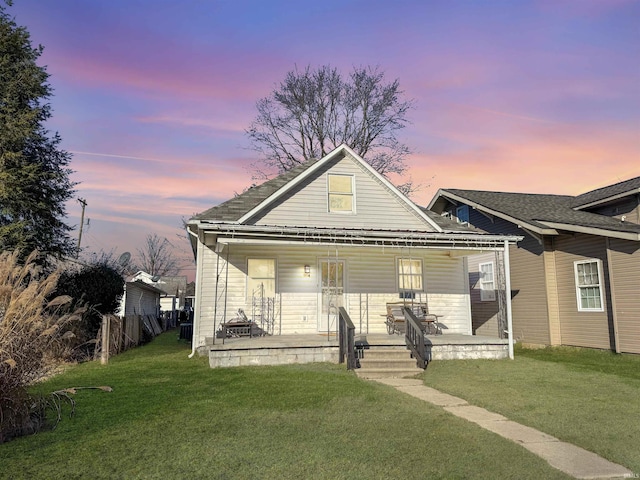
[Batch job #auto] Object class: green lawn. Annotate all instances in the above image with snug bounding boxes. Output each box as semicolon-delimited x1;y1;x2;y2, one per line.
0;333;570;480
421;344;640;473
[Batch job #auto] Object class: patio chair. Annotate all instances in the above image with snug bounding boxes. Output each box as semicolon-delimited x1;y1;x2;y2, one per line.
385;302;442;335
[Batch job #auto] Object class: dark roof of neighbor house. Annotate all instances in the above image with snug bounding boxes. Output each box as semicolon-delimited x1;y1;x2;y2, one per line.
155;276;187;297
126;279;165;295
441;189;640;234
572;176;640;209
193;159;320;222
419;207;479;231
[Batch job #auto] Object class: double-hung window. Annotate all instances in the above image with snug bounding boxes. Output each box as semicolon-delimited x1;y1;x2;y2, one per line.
574;259;604;311
398;258;423;298
327;174;354;213
247;259;276;299
479;261;496;301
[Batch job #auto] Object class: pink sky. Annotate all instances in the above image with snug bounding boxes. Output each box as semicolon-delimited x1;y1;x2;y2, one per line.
10;0;640;280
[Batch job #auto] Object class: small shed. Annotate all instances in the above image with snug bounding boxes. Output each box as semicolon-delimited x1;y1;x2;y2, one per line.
120;279;163;318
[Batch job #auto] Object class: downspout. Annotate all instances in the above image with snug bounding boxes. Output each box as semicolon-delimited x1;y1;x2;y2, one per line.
188;230;203;358
213;242;221;345
503;240;514;359
605;237;620;353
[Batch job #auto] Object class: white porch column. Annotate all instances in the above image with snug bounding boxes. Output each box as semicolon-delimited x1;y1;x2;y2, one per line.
503;240;514;359
189;238;204;357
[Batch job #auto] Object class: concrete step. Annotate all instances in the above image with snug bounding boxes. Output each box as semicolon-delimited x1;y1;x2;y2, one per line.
359;359;417;369
356;346;424;379
358;346;411;358
355;366;424;379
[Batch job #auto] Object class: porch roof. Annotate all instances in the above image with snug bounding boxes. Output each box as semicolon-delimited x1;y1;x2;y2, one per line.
195;221;522;250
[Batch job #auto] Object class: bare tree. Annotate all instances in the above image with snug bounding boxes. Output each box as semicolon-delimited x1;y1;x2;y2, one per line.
136;234;179;277
247;65;416;193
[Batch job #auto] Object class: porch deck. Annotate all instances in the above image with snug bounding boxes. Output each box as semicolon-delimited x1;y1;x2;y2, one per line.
207;333;508;368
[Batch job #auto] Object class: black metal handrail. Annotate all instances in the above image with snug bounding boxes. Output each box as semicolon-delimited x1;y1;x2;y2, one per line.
403;307;428;369
338;307;357;370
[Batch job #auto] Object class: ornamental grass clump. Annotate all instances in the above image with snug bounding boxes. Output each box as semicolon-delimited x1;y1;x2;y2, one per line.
0;250;81;443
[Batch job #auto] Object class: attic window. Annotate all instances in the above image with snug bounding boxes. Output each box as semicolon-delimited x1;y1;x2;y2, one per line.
328;174;355;213
456;205;469;224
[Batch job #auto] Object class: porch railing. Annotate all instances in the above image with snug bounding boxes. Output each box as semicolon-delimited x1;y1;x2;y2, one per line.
403;307;428;369
338;307;357;370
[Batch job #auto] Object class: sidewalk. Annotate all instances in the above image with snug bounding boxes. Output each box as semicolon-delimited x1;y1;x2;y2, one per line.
374;378;633;480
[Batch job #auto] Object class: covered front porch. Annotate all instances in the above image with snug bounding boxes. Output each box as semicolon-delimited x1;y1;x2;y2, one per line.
188;222;522;369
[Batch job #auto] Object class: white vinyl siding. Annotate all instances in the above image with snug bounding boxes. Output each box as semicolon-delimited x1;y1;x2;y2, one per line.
122;284;160;317
479;262;496;301
327;174;354;213
193;243;473;346
251;153;436;231
574;259;604;312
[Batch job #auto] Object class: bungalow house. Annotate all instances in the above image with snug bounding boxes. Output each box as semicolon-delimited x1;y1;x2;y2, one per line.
427;176;640;354
186;145;520;363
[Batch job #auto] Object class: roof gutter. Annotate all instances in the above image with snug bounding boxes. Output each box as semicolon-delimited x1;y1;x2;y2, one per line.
572;187;640;210
537;222;640;241
197;222;522;248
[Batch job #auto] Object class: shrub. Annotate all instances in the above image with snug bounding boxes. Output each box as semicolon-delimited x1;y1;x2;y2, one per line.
0;251;80;442
55;261;124;351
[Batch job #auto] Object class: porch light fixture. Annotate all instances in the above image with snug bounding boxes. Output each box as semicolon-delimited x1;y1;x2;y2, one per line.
304;265;311;277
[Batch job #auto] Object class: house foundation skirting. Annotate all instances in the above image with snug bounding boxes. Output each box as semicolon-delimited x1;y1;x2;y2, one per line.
209;346;337;368
205;334;508;368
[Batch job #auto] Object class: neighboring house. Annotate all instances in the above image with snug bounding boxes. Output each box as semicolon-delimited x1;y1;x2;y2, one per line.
428;177;640;354
131;271;187;313
118;278;163;318
186;144;520;356
184;281;195;311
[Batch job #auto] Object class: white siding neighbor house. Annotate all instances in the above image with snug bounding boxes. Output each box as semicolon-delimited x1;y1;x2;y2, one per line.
186;145;521;362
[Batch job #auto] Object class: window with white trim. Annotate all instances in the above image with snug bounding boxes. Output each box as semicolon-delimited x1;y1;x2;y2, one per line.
327;174;354;213
456;205;469;224
479;262;496;301
397;258;423;298
574;259;604;312
247;258;275;299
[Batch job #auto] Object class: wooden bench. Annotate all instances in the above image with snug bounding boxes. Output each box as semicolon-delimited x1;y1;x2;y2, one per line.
218;321;254;338
385;302;441;335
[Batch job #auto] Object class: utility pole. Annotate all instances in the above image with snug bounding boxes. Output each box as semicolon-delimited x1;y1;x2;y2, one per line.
77;198;87;258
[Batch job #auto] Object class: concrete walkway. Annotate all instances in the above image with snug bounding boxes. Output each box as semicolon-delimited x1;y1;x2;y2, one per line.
374;378;633;479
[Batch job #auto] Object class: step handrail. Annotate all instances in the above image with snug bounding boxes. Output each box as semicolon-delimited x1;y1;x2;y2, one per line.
338;307;357;370
403;307;428;369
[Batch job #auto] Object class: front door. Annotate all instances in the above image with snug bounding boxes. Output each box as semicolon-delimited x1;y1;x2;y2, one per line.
318;259;345;333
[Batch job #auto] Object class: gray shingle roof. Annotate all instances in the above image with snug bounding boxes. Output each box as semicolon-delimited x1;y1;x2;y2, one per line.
155;276;187;297
443;189;640;234
572;176;640;208
192;159;320;222
419;207;479;231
